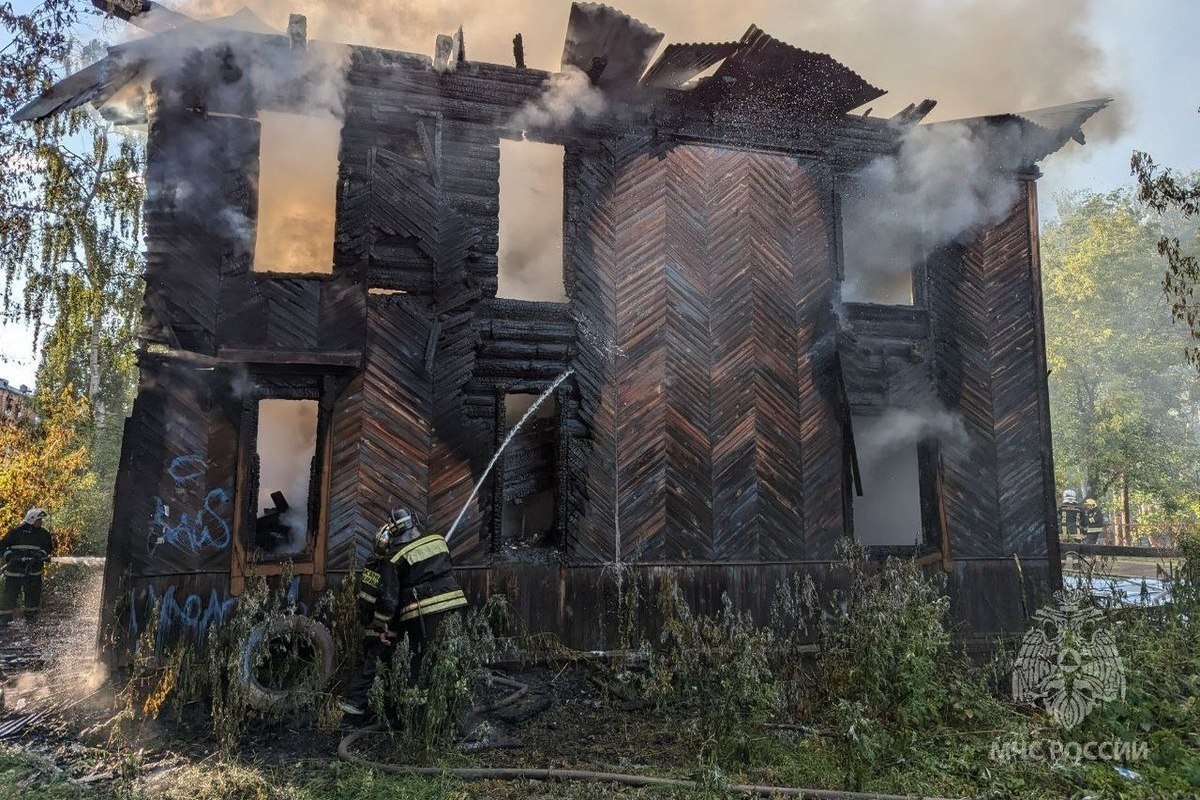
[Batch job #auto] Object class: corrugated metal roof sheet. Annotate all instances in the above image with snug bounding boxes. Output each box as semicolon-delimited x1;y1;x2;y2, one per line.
560;2;663;89
697;25;886;117
639;41;739;89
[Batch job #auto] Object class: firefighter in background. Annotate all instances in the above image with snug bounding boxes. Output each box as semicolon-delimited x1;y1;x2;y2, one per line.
1083;498;1105;545
340;507;468;718
0;509;53;631
1058;490;1083;544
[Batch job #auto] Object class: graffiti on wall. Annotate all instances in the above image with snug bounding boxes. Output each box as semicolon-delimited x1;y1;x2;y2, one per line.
129;577;308;654
129;583;238;654
149;455;232;554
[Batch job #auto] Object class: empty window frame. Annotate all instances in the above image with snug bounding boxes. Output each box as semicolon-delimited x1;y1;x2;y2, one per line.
838;180;918;306
499;392;560;548
850;412;925;547
253;398;320;557
253;111;340;273
497;139;566;301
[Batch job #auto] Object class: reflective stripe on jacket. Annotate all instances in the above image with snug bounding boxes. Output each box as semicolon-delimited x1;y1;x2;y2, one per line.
389;533;467;622
0;524;51;577
355;555;399;634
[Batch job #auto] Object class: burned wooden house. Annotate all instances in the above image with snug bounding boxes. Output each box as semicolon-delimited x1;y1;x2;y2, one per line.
19;2;1107;657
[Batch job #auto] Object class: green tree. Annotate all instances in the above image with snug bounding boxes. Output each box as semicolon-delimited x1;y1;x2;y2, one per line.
1043;189;1200;523
3;9;145;549
0;385;95;553
1132;122;1200;370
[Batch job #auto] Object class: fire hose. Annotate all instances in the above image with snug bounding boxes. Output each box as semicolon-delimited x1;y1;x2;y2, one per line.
336;674;963;800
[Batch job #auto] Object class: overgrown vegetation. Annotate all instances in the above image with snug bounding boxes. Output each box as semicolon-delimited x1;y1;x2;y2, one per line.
365;595;512;752
4;541;1199;799
117;568;342;750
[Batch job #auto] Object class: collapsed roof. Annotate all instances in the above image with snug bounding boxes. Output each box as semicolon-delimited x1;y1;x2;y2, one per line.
15;0;1109;168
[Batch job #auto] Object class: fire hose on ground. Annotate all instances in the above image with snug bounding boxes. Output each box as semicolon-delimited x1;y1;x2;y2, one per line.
336;674;963;800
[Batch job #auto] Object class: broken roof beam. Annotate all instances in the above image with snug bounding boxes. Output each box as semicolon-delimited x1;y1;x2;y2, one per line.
560;2;663;89
891;98;937;126
11;52;143;122
92;0;190;33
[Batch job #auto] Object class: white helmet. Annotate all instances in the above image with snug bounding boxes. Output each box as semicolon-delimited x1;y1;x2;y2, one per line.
373;507;417;554
1061;490;1078;505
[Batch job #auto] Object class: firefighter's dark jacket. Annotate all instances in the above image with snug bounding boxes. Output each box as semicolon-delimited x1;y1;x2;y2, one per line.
357;533;467;636
1;524;52;578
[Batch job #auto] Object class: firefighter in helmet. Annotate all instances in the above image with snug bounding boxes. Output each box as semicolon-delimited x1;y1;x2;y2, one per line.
1058;490;1083;544
0;508;53;631
1083;498;1105;545
340;507;468;718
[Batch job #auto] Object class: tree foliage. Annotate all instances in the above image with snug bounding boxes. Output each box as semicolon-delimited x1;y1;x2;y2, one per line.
0;385;95;554
1132;120;1200;371
1042;188;1200;520
3;4;145;550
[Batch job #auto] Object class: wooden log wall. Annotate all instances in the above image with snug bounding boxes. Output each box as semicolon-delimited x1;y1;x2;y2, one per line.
926;179;1058;632
105;29;1062;654
567;142;844;564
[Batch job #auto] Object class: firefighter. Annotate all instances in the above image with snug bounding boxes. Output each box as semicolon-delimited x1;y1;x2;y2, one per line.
1058;490;1083;544
0;509;53;631
340;508;468;718
1083;498;1105;545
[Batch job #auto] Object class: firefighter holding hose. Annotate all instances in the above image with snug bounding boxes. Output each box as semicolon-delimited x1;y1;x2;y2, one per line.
340;507;468;718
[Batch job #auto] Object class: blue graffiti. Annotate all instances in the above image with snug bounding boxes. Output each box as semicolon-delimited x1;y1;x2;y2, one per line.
150;455;232;553
167;454;208;484
129;577;308;654
130;584;238;654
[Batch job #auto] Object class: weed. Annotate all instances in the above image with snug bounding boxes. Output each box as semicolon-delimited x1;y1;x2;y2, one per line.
117;566;339;749
366;594;514;752
644;577;778;723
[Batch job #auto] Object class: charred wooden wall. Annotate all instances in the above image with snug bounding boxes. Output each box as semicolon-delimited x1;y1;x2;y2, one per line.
566;142;843;564
103;35;1059;658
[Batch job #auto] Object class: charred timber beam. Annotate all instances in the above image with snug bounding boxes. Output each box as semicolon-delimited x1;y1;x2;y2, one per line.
478;341;572;361
843;303;929;341
92;0;190;32
216;348;363;368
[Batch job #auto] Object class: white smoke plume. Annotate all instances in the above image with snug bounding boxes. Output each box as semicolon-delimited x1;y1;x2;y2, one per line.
509;65;605;132
154;0;1121;299
841;122;1025;302
856;406;968;472
254;398;318;553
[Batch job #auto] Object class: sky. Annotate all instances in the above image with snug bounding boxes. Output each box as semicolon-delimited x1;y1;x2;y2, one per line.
2;0;1198;389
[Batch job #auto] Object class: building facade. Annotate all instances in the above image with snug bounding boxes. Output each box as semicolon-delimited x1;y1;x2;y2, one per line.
20;2;1107;658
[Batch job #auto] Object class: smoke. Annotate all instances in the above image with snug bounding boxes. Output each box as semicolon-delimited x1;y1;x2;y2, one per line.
254;398;318;553
497;138;567;302
173;0;1122;130
252;110;340;272
509;66;605;131
138;0;1113;298
123;13;347;268
841;121;1027;302
855;406;968;472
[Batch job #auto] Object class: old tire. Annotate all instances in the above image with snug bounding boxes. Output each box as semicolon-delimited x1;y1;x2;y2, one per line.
241;615;336;712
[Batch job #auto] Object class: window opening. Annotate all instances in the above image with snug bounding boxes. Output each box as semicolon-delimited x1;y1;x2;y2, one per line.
497;139;566;301
839;180;916;305
253;110;340;273
254;398;319;556
850;412;923;546
500;392;559;548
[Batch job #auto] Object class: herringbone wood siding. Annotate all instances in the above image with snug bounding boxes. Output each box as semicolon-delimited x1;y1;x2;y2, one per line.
574;143;840;564
929;184;1052;558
